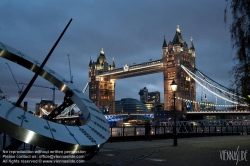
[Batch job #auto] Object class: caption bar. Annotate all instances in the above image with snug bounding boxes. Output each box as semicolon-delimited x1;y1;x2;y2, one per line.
1;150;86;164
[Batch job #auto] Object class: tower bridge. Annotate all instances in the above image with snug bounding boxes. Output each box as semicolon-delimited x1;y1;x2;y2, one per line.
89;26;196;114
88;25;248;115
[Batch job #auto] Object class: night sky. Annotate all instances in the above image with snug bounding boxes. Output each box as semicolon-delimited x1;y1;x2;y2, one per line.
0;0;235;111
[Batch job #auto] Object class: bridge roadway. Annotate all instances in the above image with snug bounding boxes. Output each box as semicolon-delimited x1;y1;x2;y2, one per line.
105;110;250;122
187;110;250;114
106;110;250;116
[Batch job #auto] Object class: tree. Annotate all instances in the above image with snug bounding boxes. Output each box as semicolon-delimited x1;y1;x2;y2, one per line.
224;0;250;106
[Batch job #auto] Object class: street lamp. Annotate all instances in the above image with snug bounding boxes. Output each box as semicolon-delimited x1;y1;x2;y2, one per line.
170;79;177;146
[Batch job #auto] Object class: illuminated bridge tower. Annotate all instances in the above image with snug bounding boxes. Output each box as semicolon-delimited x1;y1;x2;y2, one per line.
88;49;116;114
163;26;196;112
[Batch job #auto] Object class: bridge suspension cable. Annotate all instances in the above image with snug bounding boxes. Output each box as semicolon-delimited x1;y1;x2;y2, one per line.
195;68;246;100
183;65;241;99
181;65;247;106
192;67;241;99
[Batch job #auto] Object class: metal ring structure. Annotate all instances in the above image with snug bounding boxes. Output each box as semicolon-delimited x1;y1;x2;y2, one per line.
0;41;110;156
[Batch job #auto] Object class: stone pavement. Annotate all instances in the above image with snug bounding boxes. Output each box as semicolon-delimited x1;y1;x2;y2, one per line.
8;135;250;166
85;135;250;166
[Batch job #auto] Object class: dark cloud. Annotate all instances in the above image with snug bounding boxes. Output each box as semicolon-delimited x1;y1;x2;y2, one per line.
0;0;234;111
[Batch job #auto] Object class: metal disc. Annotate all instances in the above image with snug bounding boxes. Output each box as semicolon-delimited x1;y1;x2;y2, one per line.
0;41;110;154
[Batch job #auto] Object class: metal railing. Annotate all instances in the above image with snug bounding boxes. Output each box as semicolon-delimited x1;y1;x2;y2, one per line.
109;125;250;142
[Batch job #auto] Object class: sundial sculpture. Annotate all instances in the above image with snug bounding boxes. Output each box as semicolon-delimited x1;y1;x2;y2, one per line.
0;19;110;160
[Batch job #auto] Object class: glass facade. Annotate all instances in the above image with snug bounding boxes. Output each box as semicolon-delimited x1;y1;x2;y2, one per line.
148;91;160;103
139;87;161;104
115;98;150;113
144;103;155;111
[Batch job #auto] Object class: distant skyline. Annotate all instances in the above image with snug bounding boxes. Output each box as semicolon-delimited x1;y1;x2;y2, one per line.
0;0;235;111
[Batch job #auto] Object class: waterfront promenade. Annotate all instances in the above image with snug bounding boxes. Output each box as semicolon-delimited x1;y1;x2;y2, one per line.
85;135;250;166
12;135;250;165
